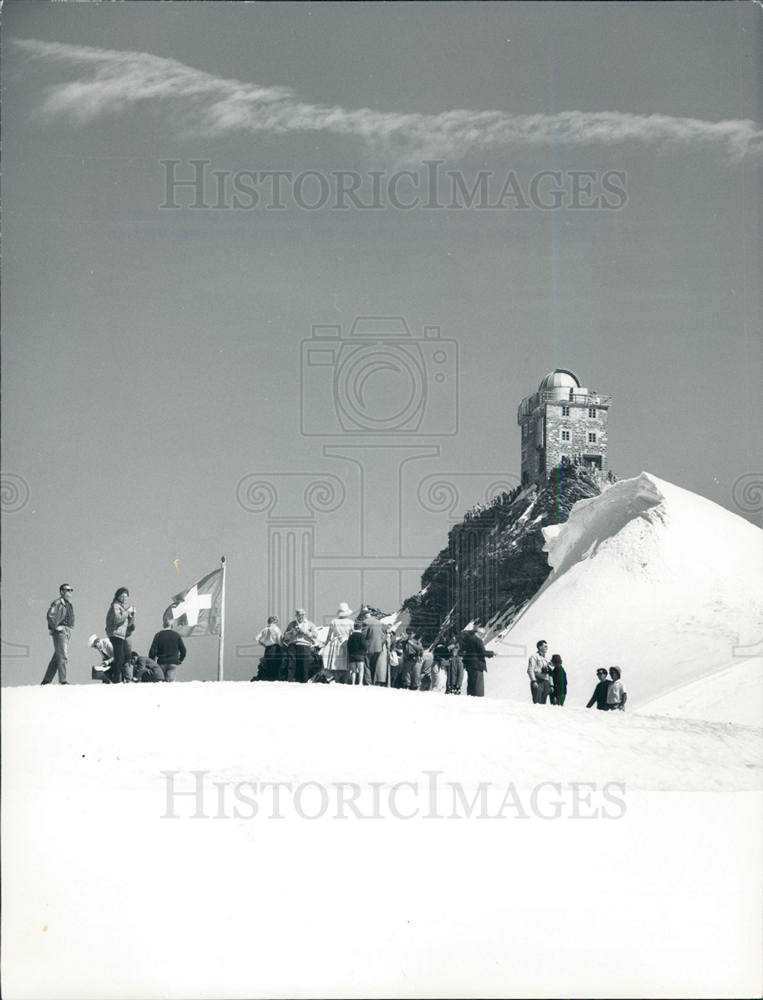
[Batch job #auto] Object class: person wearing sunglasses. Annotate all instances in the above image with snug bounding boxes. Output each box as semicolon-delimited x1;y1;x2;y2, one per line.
42;583;75;685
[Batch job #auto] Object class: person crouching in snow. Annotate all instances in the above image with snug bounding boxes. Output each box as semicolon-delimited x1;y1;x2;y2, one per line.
606;667;627;711
129;651;164;682
89;634;114;683
549;654;568;706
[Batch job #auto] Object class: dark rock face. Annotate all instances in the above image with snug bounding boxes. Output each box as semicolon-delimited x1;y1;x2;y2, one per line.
402;465;606;644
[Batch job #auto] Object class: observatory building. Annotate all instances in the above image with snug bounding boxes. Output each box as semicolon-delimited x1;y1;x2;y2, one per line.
517;370;611;487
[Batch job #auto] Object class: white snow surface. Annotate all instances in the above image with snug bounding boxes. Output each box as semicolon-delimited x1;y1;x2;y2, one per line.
2;682;761;999
487;472;763;724
3;473;762;998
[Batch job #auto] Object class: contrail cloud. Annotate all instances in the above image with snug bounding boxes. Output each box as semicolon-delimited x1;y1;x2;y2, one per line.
12;36;763;161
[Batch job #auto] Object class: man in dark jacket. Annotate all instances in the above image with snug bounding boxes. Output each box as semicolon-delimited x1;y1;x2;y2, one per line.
361;613;385;685
460;628;494;697
148;619;187;682
586;669;610;710
346;624;368;685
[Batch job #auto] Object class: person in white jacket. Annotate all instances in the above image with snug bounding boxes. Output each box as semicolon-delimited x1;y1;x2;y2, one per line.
527;640;552;704
253;616;283;681
606;667;627;711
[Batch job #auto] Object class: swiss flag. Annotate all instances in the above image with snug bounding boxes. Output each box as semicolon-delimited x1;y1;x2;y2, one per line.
164;569;222;637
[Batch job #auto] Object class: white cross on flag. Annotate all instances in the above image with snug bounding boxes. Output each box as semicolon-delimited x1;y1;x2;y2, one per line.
165;568;223;637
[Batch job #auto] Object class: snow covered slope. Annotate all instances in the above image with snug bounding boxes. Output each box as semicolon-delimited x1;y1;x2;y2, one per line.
2;683;761;1000
487;473;763;722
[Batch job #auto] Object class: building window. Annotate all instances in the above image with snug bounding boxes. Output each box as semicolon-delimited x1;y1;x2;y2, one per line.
561;405;570;417
588;407;596;418
561;430;570;442
588;432;597;444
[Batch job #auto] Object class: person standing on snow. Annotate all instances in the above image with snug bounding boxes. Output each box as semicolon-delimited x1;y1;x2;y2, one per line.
460;627;494;698
346;621;368;685
549;653;568;706
321;603;355;680
106;587;136;684
253;615;283;681
399;628;424;690
148;615;187;682
527;640;552;704
586;668;611;710
606;666;627;711
282;608;319;683
361;611;385;685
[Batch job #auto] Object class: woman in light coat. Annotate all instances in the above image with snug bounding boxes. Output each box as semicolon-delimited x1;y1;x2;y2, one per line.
321;603;355;678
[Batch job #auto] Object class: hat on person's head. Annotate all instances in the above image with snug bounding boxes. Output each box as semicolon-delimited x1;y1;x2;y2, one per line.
87;634;99;647
295;608;306;616
336;602;354;618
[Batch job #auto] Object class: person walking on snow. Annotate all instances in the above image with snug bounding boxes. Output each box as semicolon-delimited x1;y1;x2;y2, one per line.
42;584;75;685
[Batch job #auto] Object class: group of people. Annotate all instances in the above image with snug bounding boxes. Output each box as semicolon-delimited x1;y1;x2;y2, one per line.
42;584;627;708
526;639;627;710
252;605;495;697
42;583;187;685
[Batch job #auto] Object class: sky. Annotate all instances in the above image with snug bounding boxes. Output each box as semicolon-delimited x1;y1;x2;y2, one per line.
1;2;761;685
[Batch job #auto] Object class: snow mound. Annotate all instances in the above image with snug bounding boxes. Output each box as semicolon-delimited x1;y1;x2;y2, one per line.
487;472;763;721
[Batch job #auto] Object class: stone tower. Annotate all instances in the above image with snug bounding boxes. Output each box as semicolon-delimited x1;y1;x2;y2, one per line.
517;370;611;487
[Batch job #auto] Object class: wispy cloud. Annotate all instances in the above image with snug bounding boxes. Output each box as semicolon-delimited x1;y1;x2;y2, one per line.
12;36;763;162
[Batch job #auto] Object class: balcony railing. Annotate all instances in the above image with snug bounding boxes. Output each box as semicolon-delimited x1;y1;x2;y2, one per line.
518;391;612;420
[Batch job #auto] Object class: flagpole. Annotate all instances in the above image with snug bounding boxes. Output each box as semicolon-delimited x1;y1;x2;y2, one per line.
218;555;226;682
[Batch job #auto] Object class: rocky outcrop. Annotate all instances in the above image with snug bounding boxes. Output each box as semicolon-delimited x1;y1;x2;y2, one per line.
402;464;607;643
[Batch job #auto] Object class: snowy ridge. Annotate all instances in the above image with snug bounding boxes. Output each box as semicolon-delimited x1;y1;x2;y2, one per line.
487;473;763;722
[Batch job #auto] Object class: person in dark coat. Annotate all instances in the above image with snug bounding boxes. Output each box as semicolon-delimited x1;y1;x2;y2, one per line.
399;628;424;690
586;669;611;710
346;624;368;685
361;613;385;685
549;653;568;706
148;618;187;682
460;628;494;697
